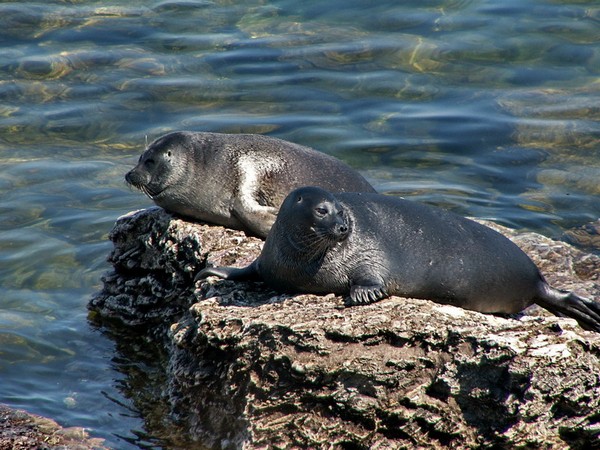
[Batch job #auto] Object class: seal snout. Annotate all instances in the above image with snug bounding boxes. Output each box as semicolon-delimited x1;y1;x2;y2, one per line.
336;222;348;235
124;169;137;186
124;168;147;189
332;214;349;240
124;167;165;199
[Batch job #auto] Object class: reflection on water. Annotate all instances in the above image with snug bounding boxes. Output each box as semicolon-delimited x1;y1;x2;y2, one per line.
0;0;598;447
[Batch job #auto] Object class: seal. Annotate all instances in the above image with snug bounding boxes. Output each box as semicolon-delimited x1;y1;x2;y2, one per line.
197;186;600;332
125;131;376;238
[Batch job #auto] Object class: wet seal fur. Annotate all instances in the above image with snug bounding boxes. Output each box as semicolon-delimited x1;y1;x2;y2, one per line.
125;131;375;238
197;186;600;332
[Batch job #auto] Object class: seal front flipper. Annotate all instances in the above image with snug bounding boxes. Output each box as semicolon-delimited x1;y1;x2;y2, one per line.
534;284;600;332
195;261;260;283
345;284;389;306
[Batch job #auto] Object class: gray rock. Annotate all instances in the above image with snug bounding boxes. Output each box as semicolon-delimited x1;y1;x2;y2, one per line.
90;207;600;449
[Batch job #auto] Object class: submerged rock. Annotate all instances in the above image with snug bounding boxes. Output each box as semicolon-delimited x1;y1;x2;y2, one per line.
90;207;600;449
564;219;600;253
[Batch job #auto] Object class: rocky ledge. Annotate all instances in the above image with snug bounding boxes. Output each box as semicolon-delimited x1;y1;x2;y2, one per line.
90;207;600;449
0;404;106;450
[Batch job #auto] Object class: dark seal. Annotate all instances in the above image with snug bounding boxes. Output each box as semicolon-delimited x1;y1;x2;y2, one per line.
125;131;375;238
197;186;600;332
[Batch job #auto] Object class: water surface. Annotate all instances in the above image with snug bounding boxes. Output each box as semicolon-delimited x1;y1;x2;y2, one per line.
0;0;598;447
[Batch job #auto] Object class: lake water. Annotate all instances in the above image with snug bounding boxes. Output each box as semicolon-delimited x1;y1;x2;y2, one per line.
0;0;598;448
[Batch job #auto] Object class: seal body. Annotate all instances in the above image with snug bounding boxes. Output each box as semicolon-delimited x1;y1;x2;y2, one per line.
197;186;600;332
125;131;375;238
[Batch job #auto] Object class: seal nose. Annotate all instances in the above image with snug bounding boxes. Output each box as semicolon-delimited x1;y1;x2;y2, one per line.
331;207;349;239
125;169;145;187
334;219;349;239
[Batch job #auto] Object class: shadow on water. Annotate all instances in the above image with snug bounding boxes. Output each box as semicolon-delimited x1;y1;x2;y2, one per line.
89;314;211;450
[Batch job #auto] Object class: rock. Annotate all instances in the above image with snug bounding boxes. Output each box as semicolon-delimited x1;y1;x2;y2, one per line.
0;404;106;450
90;208;600;449
89;207;262;330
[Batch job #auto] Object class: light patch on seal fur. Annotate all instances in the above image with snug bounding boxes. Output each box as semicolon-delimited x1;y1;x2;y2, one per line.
233;154;281;234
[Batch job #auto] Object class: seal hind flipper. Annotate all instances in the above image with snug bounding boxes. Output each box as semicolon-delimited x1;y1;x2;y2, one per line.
534;285;600;332
195;262;259;283
345;285;389;306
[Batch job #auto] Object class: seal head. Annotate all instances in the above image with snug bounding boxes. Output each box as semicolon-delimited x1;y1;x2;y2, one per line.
125;133;187;201
277;187;350;253
254;187;354;294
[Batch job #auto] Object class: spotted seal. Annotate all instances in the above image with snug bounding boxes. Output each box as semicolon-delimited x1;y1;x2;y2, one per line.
125;131;375;238
197;186;600;332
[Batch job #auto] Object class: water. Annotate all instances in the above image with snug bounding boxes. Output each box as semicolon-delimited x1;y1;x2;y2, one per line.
0;0;598;447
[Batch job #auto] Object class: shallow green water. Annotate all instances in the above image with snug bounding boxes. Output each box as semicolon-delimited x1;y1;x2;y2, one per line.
0;0;598;447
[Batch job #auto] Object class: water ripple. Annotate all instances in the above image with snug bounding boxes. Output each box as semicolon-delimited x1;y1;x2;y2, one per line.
0;0;598;447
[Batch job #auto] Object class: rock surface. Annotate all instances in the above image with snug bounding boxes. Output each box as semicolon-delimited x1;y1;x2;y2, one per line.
90;207;600;449
0;404;106;450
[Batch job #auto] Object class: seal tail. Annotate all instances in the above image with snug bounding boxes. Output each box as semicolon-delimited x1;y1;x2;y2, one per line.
535;284;600;332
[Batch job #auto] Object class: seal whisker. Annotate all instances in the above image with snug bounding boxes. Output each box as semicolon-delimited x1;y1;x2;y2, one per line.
287;228;330;250
291;232;331;262
306;241;329;263
140;185;156;199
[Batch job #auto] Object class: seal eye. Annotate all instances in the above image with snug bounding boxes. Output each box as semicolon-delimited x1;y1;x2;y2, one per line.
144;158;155;168
315;206;328;217
296;195;303;203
